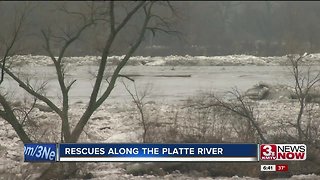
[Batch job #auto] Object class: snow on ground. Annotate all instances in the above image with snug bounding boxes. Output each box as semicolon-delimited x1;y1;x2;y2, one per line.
8;53;320;67
2;52;320;179
1;99;320;179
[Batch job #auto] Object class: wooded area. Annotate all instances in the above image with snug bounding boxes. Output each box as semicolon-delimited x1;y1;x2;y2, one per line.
1;1;320;56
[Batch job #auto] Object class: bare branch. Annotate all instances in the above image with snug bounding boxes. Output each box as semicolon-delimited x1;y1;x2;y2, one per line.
57;4;88;23
70;2;156;142
66;79;77;92
0;4;29;84
109;1;115;33
0;92;32;143
41;29;57;62
1;66;62;116
118;74;135;82
199;89;268;143
80;2;147;113
123;81;151;142
95;3;152;109
287;54;320;141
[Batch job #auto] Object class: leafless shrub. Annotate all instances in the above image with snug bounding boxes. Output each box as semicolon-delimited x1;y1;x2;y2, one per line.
287;53;320;146
123;80;155;143
184;89;268;143
136;90;264;144
179;94;232;143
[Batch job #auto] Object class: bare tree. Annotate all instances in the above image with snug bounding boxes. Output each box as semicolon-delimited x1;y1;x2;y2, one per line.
123;80;153;143
287;53;320;142
1;1;176;143
0;1;176;178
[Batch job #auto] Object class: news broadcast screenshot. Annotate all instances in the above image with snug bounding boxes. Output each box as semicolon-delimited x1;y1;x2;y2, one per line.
1;1;320;180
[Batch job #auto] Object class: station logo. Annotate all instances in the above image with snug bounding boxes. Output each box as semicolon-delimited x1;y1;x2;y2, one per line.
260;144;306;161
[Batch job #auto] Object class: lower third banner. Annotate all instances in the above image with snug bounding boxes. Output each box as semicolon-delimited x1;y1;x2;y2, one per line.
57;143;258;162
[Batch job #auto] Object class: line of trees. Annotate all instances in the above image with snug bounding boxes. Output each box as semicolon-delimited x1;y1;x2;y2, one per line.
175;1;320;56
2;1;320;56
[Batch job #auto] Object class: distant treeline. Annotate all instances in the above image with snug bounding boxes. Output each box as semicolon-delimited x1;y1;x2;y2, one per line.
1;1;320;56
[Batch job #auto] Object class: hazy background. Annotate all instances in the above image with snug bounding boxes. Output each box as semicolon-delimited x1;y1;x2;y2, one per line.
1;1;320;56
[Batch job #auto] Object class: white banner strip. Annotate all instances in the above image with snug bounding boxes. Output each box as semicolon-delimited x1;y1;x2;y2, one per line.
59;157;257;162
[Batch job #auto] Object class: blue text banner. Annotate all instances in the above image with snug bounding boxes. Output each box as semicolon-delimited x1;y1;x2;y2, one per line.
58;143;258;162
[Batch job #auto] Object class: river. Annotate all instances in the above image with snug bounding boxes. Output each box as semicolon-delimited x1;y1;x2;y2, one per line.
3;65;315;104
